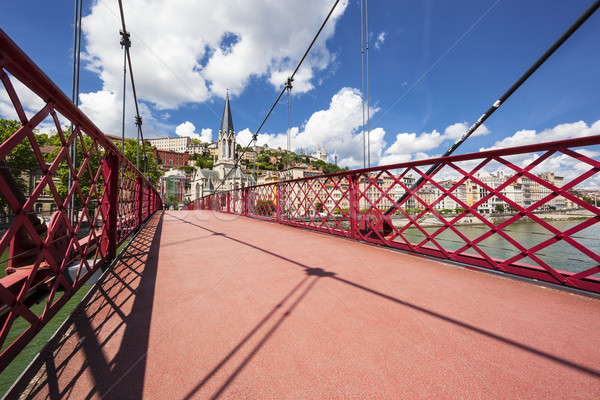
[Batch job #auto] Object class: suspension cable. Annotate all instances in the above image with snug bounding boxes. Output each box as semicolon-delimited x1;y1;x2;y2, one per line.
383;0;600;217
286;78;293;178
254;0;341;142
365;0;371;168
119;29;129;154
68;0;83;225
214;0;342;192
117;0;147;174
338;0;499;164
360;0;366;169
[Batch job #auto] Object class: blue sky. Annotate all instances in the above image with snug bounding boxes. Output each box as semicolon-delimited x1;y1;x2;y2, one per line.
1;0;599;171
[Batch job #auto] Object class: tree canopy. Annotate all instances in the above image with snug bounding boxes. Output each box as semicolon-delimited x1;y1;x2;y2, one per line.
0;119;43;212
0;119;162;216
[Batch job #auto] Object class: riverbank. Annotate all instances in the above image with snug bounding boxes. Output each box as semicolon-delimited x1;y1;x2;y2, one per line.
391;209;595;228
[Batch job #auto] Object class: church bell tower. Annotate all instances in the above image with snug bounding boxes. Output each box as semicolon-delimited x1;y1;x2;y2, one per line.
214;91;236;182
218;91;235;162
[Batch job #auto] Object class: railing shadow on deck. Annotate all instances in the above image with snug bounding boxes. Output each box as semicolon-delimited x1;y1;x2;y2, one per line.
169;212;600;399
10;212;163;400
9;210;599;399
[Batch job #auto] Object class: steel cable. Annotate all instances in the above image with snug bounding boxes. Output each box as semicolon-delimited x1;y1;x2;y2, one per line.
214;0;342;192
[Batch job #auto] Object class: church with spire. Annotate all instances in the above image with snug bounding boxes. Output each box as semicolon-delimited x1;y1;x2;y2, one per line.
190;92;255;200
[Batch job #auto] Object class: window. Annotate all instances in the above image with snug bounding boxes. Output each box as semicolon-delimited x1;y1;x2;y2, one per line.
35;203;43;213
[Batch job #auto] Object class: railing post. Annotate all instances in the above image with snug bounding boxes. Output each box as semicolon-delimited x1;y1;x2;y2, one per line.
276;183;282;223
243;188;249;216
136;177;143;229
146;183;151;219
227;192;231;213
101;153;118;260
151;190;155;214
349;174;358;240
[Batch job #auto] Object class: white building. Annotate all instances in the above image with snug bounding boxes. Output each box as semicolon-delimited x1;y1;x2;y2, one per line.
189;94;255;200
311;145;328;162
148;136;191;153
477;172;509;213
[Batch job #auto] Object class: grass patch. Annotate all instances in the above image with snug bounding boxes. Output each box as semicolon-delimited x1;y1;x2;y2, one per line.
0;287;91;397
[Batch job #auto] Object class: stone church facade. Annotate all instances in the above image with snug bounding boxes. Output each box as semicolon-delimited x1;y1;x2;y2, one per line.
190;93;255;200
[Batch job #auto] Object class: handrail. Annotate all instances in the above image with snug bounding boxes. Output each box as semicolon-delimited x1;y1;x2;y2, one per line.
0;28;162;372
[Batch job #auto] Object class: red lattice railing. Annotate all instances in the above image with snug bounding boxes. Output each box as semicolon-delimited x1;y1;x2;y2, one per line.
0;30;162;371
186;135;600;294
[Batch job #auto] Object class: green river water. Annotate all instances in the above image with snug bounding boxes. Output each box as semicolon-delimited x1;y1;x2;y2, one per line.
398;219;599;274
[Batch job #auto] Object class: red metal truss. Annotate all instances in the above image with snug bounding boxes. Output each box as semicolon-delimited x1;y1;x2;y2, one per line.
0;29;162;372
186;134;600;295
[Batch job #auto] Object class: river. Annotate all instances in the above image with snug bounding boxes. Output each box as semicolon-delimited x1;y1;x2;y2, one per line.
398;219;600;274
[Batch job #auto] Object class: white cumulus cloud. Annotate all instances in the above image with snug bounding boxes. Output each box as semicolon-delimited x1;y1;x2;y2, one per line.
375;32;386;50
175;121;213;143
481;120;600;151
381;121;490;164
78;0;349;138
0;76;49;121
236;87;386;168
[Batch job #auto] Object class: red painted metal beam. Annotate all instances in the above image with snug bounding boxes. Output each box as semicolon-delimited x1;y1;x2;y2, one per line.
0;28;162;372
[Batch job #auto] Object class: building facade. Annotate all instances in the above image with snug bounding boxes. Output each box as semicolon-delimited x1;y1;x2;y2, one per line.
148;136;191;153
153;149;189;168
190;93;255;200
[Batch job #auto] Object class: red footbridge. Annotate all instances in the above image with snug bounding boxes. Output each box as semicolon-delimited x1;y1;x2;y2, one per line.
2;27;600;399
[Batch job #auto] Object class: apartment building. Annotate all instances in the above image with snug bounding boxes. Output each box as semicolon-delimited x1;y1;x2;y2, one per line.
153;149;189;168
148;136;191;153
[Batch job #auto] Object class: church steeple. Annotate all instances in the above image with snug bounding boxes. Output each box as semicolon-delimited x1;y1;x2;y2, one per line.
218;90;236;162
220;90;234;139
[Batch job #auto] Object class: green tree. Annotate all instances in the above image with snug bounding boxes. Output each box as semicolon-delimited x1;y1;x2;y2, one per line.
314;202;324;212
164;194;179;210
122;138;162;185
494;204;505;213
582;196;597;206
190;151;215;170
44;131;104;209
256;153;271;164
195;158;214;170
309;159;346;174
256;199;275;216
290;152;302;164
0;119;44;213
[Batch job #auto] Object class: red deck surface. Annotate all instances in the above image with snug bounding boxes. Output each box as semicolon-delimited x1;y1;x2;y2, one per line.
16;210;600;399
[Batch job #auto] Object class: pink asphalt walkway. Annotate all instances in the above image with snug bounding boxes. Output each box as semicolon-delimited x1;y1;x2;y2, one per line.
17;210;600;399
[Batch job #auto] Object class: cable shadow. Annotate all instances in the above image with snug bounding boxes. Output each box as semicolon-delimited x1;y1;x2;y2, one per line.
170;212;600;380
159;233;216;248
183;267;332;400
20;213;164;399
